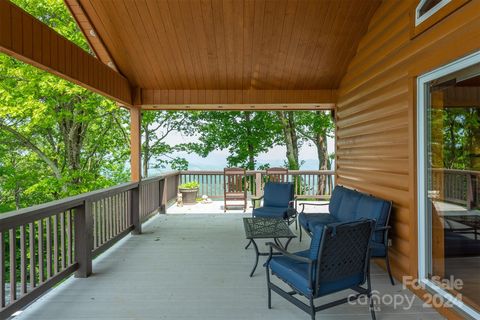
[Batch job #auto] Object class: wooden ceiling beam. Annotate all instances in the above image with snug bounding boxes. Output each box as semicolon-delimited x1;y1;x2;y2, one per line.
0;0;132;106
140;89;336;110
63;0;120;73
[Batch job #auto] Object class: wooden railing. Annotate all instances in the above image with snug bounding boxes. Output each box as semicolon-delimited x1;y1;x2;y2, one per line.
179;170;335;200
0;173;179;318
431;168;480;209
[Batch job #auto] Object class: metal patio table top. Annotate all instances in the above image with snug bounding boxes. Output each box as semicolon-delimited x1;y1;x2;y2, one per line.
242;217;296;277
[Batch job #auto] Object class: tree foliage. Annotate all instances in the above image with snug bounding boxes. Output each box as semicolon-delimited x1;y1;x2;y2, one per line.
191;111;283;170
0;0;130;212
141;111;195;176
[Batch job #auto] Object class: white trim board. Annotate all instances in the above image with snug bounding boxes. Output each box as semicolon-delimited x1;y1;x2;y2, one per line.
415;0;451;26
416;50;480;319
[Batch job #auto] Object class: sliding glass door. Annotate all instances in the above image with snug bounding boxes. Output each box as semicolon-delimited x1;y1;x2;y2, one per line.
418;52;480;318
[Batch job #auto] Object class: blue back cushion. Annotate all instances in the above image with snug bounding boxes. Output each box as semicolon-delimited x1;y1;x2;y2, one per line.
335;188;362;221
263;182;294;208
355;195;391;242
309;224;324;260
328;185;346;216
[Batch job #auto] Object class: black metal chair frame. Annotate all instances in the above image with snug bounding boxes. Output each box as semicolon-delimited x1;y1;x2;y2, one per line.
265;221;377;320
297;200;395;286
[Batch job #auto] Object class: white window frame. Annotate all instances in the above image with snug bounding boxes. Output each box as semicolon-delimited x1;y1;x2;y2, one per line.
417;50;480;319
415;0;451;26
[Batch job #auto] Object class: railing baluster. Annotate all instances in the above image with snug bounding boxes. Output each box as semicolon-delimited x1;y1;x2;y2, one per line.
28;222;35;289
105;197;110;241
60;213;65;270
118;193;122;233
92;202;97;249
121;192;126;230
0;232;4;308
115;194;119;235
9;228;16;302
109;196;113;239
53;214;58;275
102;199;106;245
20;225;27;295
46;217;52;279
67;211;72;266
38;219;44;284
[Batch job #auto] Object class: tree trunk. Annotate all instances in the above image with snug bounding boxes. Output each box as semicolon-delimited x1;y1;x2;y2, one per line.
59;103;87;185
276;111;299;169
243;112;256;170
315;131;329;195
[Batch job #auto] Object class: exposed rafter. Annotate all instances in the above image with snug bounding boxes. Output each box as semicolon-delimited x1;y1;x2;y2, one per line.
63;0;121;73
0;0;133;106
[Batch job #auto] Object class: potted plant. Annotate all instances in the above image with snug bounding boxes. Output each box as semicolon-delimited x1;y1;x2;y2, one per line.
178;181;200;204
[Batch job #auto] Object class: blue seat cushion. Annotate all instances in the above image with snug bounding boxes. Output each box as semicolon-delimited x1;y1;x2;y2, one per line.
355;195;391;243
335;188;362;221
299;212;339;232
263;182;294;208
269;248;365;298
370;241;386;257
253;206;288;219
328;185;347;217
317;273;365;297
269;250;314;297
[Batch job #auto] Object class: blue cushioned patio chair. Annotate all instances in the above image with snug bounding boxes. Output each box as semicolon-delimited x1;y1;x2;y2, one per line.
245;182;297;251
252;182;296;225
266;219;377;320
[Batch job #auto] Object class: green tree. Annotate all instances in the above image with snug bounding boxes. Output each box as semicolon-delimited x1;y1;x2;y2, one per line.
276;111;300;170
0;0;130;211
192;111;282;169
141;111;194;177
295;111;334;193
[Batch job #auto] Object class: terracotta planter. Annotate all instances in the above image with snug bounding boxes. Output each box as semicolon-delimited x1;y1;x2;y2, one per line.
179;188;198;204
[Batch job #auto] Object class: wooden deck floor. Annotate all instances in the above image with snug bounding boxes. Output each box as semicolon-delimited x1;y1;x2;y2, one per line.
16;214;443;320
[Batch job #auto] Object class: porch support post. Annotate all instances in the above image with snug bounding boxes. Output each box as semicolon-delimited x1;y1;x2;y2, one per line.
74;201;93;278
130;107;142;182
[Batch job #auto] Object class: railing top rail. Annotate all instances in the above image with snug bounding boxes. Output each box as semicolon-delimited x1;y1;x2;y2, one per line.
140;171;178;184
179;170;335;175
431;168;480;175
0;181;140;230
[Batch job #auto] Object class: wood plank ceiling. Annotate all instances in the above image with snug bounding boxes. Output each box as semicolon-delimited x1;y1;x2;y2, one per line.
68;0;381;107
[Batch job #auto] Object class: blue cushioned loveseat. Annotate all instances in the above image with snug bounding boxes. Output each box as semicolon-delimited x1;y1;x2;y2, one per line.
298;185;394;284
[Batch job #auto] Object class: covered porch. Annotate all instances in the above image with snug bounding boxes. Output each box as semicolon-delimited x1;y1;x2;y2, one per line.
1;0;480;318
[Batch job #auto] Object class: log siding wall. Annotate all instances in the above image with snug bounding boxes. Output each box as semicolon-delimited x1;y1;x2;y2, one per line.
336;0;480;318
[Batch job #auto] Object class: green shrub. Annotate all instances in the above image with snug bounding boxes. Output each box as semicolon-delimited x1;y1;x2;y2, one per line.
179;181;200;189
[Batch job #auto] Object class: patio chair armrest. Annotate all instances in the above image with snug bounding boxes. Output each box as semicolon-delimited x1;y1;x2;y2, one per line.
251;195;264;201
375;225;391;245
265;242;313;264
375;225;391;231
